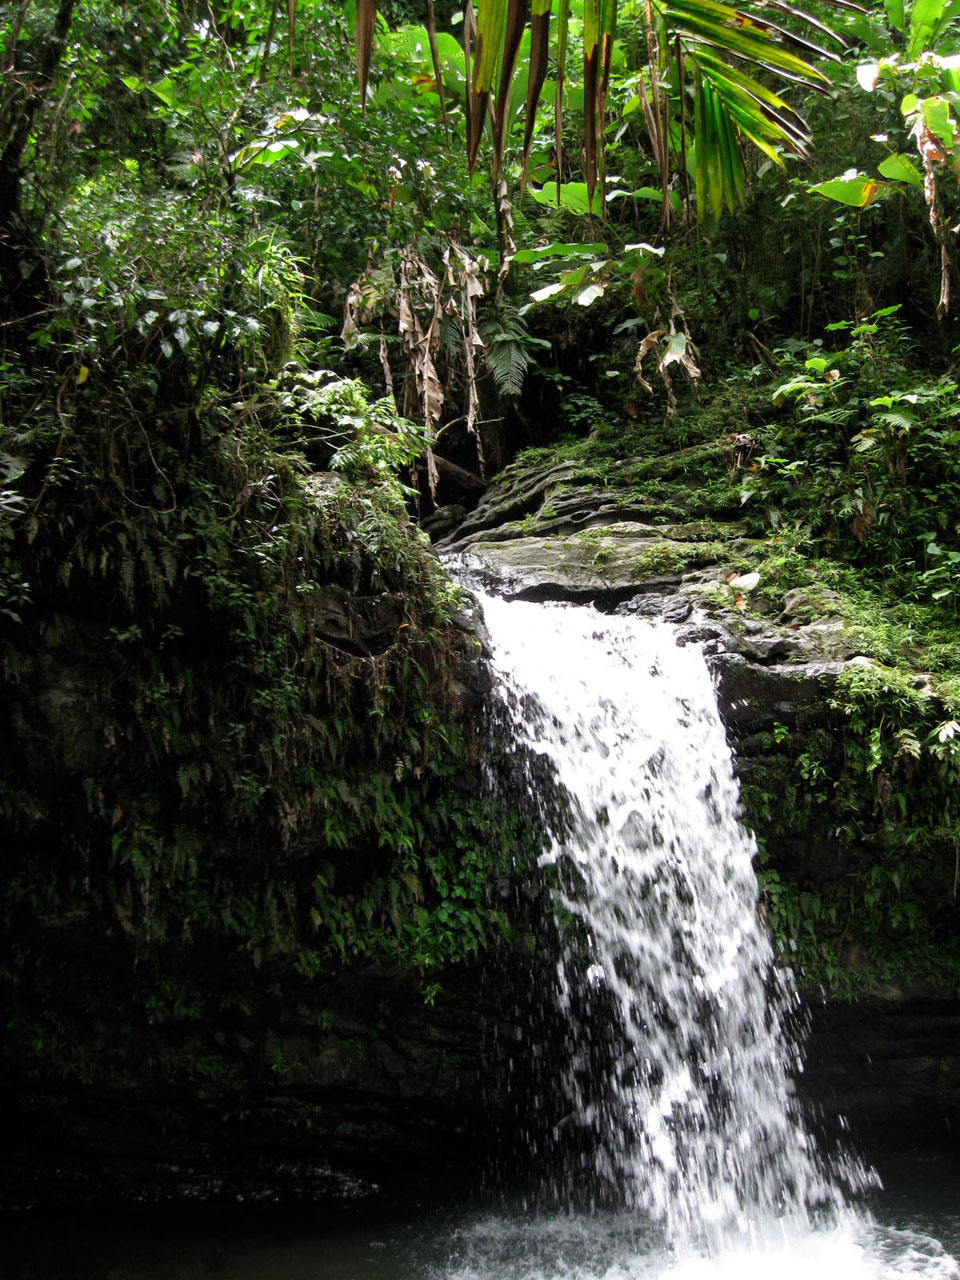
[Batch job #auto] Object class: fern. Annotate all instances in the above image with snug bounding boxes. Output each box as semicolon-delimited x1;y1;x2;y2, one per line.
873;411;915;436
485;331;529;397
478;305;550;399
805;406;854;428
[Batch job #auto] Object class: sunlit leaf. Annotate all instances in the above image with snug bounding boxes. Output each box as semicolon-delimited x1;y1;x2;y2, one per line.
513;241;598;262
884;0;905;30
809;173;885;206
923;95;954;146
856;61;880;90
606;185;676;203
529;181;594;213
529;281;568;301
878;152;924;186
907;0;947;59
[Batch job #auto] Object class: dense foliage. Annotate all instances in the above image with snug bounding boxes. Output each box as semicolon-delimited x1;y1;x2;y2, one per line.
0;0;540;1097
1;0;960;1123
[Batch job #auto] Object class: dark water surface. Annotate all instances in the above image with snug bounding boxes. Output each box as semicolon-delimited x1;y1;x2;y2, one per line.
6;1147;960;1280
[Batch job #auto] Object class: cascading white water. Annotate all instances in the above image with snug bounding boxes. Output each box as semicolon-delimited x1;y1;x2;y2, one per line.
474;587;864;1249
416;581;959;1280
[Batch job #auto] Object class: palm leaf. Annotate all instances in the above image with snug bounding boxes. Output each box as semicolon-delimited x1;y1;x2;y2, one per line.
757;0;848;49
523;0;553;170
695;72;721;220
555;0;570;202
717;91;745;207
464;1;476;167
584;0;601;212
494;0;531;170
692;49;811;151
470;0;509;173
664;0;832;87
348;0;849;227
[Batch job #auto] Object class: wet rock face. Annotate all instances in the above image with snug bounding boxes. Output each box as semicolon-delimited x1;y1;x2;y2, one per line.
437;464;960;1149
801;996;960;1151
0;965;501;1210
442;515;862;737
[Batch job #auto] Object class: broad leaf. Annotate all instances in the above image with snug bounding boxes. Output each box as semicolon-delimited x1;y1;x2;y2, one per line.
530;181;595;213
878;152;924;185
606;185;678;203
923;95;954;146
513;241;598;262
907;0;947;58
809;173;885;206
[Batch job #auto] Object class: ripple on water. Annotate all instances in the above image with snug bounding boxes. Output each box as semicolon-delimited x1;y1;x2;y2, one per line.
432;1212;960;1280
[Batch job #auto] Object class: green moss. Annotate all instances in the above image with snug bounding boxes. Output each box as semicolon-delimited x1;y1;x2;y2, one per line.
628;540;730;577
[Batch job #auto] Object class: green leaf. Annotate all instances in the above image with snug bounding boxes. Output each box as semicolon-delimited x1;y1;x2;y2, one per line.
233;139;302;170
529;281;568;302
513;241;598;263
907;0;947;58
148;77;178;109
606;186;671;203
809;174;886;207
469;0;509;170
923;96;954;146
877;152;924;186
576;282;605;305
529;181;594;213
884;0;905;29
665;0;830;87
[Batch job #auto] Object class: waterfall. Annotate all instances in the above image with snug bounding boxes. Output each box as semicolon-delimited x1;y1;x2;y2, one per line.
474;586;867;1249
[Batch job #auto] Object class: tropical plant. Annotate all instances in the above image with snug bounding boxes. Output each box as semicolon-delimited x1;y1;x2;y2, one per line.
807;0;960;315
352;0;847;222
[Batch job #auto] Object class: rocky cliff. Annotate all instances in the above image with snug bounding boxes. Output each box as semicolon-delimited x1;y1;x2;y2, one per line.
432;444;960;1151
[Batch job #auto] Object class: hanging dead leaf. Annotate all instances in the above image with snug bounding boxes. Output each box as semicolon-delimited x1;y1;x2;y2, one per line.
851;503;874;541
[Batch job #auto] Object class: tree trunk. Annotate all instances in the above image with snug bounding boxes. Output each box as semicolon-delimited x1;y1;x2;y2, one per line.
0;0;76;326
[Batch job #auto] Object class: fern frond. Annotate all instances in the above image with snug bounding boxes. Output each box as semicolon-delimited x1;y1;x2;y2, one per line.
804;407;854;428
484;332;529;398
873;411;915;435
478;304;549;399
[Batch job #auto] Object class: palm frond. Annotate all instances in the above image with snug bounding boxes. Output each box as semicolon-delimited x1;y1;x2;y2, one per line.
349;0;851;225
